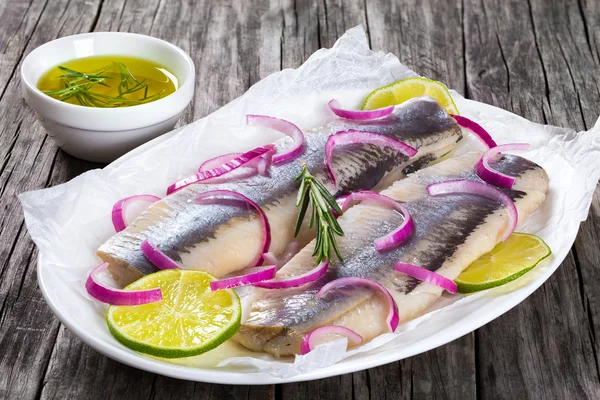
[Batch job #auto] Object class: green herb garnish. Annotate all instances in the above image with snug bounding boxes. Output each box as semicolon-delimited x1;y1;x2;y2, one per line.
43;62;165;107
294;164;344;263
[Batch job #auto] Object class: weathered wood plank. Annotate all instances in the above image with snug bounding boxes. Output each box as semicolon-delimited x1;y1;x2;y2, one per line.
0;0;104;397
464;0;547;121
477;255;600;398
39;325;156;400
579;0;600;70
0;0;48;99
367;0;466;92
464;0;600;398
566;2;600;394
40;328;275;400
281;374;354;400
2;0;600;398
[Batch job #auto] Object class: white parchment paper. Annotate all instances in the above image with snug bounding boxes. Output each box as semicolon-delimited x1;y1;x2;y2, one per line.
19;26;600;380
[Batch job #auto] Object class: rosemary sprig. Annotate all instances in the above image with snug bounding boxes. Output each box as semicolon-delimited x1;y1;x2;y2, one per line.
43;62;165;108
294;164;344;263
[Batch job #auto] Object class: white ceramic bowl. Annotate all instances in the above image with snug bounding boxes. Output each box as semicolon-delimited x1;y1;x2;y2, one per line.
21;32;195;163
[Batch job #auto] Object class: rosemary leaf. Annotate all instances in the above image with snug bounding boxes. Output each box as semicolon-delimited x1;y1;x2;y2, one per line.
294;164;345;263
296;174;307;206
315;180;342;215
308;193;316;228
328;228;344;261
44;62;165;108
293;186;310;237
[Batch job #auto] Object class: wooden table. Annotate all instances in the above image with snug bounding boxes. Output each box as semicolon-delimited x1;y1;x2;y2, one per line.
1;0;599;398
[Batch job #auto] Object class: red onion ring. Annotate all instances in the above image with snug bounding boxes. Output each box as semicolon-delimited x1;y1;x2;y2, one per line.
316;277;399;332
261;252;279;267
278;240;300;265
337;190;414;251
246;115;304;165
198;151;272;178
393;262;457;294
166;145;274;194
261;240;300;268
140;239;182;270
199;152;244;171
300;325;363;355
85;262;162;305
328;99;394;120
210;265;277;291
451;115;497;149
253;258;329;289
426;179;517;242
325;129;417;185
111;194;161;232
475;143;530;188
194;190;271;266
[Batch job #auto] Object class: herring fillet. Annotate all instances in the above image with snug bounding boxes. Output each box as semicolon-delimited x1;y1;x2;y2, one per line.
236;152;549;356
98;97;462;285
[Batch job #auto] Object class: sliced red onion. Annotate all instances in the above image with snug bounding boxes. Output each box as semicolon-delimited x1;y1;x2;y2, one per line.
393;262;457;294
335;195;348;209
256;149;273;176
246;115;304;165
316;277;399;332
140;239;182;270
427;180;517;242
475;143;530;188
210;265;277;291
300;325;363;355
85;262;162;305
451;115;497;149
261;252;279;267
253;259;329;289
198;151;272;178
328;99;394;120
332;193;360;217
166;145;274;194
261;241;300;268
111;194;161;232
279;240;300;265
199;152;243;171
194;190;270;266
325;130;417;185
338;191;413;251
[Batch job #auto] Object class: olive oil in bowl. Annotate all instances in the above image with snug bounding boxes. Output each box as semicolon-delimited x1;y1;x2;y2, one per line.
37;55;178;108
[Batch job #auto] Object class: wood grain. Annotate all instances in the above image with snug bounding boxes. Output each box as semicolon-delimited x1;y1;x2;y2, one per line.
0;0;102;398
0;0;598;399
464;0;600;398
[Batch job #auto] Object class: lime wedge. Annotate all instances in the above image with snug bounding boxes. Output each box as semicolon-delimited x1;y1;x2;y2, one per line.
455;233;551;294
107;269;241;358
361;77;459;115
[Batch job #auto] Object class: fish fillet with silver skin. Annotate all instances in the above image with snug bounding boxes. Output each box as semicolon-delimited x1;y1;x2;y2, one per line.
97;97;462;286
236;152;549;356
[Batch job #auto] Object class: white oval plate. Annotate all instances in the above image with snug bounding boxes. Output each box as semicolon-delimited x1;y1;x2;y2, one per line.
34;102;588;383
24;26;600;384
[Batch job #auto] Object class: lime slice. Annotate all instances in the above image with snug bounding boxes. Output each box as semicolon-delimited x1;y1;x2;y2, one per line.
455;233;551;293
361;77;459;115
107;269;241;358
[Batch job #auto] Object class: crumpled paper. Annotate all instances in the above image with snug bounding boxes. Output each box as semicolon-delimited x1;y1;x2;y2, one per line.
19;26;600;380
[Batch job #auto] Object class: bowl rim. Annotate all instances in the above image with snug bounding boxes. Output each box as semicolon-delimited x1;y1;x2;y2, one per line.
20;31;195;116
